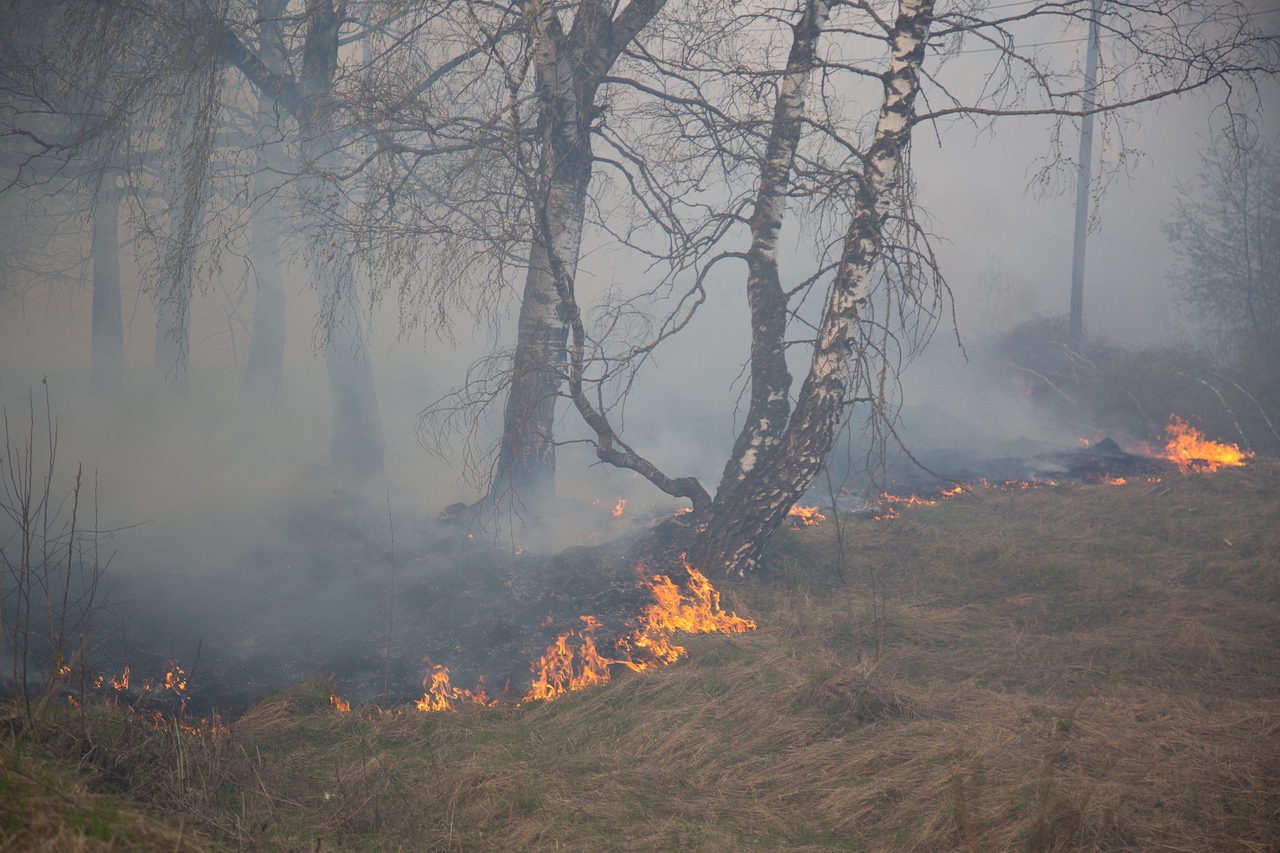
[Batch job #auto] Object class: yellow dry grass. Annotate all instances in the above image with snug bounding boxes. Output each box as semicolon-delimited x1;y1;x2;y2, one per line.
6;460;1279;851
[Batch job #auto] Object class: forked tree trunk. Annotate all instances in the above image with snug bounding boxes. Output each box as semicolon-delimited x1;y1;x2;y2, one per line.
488;0;667;508
89;181;124;390
689;0;934;576
490;5;590;508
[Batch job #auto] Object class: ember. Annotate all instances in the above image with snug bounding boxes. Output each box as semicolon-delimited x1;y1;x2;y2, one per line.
787;505;826;527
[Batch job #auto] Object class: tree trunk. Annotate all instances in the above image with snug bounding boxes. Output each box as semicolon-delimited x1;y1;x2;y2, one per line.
89;181;124;390
690;0;934;577
242;144;286;406
242;194;286;407
242;0;288;409
489;4;595;508
318;252;386;482
493;175;587;504
718;0;832;491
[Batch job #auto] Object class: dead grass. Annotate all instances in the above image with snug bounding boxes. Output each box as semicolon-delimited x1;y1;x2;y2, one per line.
5;460;1279;851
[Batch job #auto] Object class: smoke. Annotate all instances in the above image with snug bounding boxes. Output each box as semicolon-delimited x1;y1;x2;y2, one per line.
2;56;1275;715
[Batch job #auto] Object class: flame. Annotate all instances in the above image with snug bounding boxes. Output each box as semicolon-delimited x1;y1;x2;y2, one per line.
1159;416;1252;473
416;661;495;712
163;664;187;694
613;498;627;517
330;692;351;713
787;505;826;527
524;616;616;702
1100;475;1127;486
521;560;755;703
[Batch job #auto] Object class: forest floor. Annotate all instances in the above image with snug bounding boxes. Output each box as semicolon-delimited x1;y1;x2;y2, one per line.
3;459;1279;851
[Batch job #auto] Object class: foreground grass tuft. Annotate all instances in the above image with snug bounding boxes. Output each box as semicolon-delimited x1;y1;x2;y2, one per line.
4;461;1279;850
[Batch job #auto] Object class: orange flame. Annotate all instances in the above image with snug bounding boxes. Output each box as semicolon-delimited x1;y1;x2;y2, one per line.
415;662;495;712
521;560;755;703
524;616;616;702
613;498;627;517
330;693;351;713
1159;416;1252;473
787;505;826;527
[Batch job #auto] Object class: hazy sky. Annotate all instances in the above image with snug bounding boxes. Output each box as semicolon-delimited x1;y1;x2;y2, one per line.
1;3;1277;517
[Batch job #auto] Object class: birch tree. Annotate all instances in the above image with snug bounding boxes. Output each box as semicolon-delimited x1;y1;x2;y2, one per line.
216;0;388;478
1166;132;1280;363
545;0;1279;576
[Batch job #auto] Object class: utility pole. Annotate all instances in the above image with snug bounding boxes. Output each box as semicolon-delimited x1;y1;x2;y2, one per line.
1067;0;1102;350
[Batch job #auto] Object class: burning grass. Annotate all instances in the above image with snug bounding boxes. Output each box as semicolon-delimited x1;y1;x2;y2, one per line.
4;460;1279;850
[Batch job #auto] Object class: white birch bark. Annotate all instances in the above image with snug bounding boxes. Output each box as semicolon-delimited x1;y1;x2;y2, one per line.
693;0;935;577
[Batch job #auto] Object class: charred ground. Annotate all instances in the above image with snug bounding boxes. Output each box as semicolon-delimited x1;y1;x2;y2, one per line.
4;458;1278;851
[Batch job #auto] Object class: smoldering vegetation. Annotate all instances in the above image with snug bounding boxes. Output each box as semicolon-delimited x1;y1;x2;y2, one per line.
0;372;703;716
5;309;1271;722
5;456;1278;852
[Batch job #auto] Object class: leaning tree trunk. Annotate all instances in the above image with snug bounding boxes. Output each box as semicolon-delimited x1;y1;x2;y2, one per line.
89;180;124;390
689;0;934;577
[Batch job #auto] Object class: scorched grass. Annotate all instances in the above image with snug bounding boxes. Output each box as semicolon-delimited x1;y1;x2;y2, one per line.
3;460;1278;851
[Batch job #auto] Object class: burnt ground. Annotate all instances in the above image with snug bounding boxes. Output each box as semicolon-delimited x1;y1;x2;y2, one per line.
95;502;695;715
76;439;1168;716
826;433;1172;509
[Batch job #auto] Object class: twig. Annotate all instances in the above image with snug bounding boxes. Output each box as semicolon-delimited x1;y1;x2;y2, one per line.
1180;372;1249;449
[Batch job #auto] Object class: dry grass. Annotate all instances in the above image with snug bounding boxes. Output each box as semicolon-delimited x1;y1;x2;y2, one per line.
5;461;1279;851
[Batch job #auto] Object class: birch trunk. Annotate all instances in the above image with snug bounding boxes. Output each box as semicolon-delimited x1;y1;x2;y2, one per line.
690;0;934;577
493;175;587;503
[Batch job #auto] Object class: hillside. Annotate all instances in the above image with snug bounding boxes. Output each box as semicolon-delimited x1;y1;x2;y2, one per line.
4;461;1279;851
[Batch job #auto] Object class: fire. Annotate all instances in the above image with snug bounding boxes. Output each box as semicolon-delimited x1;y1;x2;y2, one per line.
1159;416;1252;473
330;692;351;713
521;560;756;703
613;498;627;517
787;505;826;527
524;616;617;701
415;661;495;712
871;492;939;520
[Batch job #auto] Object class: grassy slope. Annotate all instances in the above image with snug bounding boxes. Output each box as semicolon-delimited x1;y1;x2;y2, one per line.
4;461;1278;851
